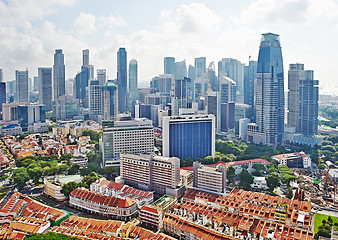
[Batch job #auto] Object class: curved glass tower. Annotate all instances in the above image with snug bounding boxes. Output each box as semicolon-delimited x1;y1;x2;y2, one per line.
255;33;284;145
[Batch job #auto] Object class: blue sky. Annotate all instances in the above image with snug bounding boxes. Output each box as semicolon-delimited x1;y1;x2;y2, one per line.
0;0;337;95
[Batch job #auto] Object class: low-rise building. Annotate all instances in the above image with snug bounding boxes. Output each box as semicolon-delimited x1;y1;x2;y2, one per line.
90;178;153;207
44;175;82;201
139;195;177;231
251;176;268;190
272;152;311;169
69;155;88;168
0;124;22;136
69;187;138;221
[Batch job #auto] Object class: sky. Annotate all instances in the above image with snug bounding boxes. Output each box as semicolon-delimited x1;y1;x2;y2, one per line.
0;0;338;95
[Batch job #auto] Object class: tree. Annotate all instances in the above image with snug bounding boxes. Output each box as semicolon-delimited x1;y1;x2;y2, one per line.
61;181;79;198
287;187;293;199
60;154;74;163
252;170;262;177
12;168;30;189
103;166;115;180
266;172;281;192
68;164;80;175
252;164;266;171
26;232;79;240
239;169;254;189
82;130;101;142
226;166;235;180
27;166;43;184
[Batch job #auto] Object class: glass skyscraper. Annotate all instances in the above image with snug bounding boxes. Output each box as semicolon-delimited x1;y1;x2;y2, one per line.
53;49;65;101
15;69;29;103
128;59;138;111
117;48;127;113
244;60;257;114
38;68;52;112
164;57;175;75
255;33;284;145
162;115;215;160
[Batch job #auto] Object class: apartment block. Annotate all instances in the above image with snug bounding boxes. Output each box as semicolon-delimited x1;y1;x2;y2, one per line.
193;161;227;194
118;153;184;197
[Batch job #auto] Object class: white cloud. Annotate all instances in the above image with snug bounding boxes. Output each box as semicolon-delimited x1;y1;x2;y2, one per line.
73;12;96;36
98;13;127;28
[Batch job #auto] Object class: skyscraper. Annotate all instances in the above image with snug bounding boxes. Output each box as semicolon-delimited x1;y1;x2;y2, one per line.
15;69;29;103
164;57;175;75
175;60;187;80
0;69;5;120
75;66;89;107
162;114;215;160
255;33;284;145
38;68;52;112
194;57;206;79
117;48;127;113
288;63;318;136
218;58;244;100
53;49;65;101
102;81;118;120
97;69;106;86
82;49;89;67
244;60;257;113
128;59;138;111
89;80;102;121
219;76;236;104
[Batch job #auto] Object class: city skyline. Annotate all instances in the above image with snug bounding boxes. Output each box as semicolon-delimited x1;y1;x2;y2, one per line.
0;0;337;95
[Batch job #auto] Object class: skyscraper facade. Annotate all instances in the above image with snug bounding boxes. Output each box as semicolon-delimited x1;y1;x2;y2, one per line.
194;57;206;80
102;81;118;120
255;33;284;145
219;76;236;104
75;66;89;107
82;49;89;67
117;48;127;113
53;49;65;101
38;68;52;112
162;114;215;160
15;70;29;103
288;63;318;136
89;80;102;121
128;59;138;111
175;60;187;80
97;69;106;86
244;60;257;113
164;57;175;75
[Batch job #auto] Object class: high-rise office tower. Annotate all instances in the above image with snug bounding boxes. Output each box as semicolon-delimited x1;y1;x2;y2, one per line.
255;33;284;145
117;48;127;113
33;76;39;92
38;68;53;112
128;59;138;111
195;57;206;80
218;58;244;99
82;49;89;67
206;91;220;132
288;63;318;136
15;69;29;103
175;60;187;80
53;49;65;101
0;69;5;120
102;81;118;120
97;69;106;86
75;66;89;107
171;77;192;115
164;57;175;75
244;60;257;113
65;78;74;96
188;65;196;99
89;80;102;121
219;76;236;104
162;114;215;160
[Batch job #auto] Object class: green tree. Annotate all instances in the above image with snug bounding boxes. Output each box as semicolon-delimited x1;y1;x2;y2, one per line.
286;187;293;199
68;164;80;175
12;168;30;189
82;130;101;142
27;165;43;184
266;172;281;192
226;166;235;180
61;181;79;198
252;164;266;171
239;169;254;189
26;232;79;240
103;166;115;180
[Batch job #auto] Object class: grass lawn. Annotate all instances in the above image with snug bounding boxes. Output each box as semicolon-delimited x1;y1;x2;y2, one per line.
314;213;338;234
